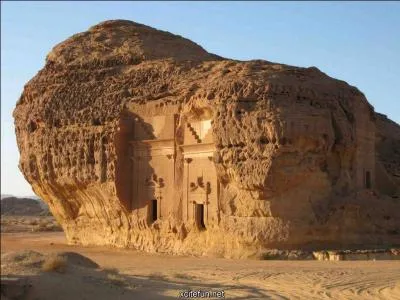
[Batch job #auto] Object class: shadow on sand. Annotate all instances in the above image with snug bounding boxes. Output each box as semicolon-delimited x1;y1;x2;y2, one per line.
1;251;276;300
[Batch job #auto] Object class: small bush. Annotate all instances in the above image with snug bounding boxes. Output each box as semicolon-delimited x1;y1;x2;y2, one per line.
42;254;67;273
107;273;127;287
174;273;195;280
28;219;39;226
45;223;56;230
104;267;119;274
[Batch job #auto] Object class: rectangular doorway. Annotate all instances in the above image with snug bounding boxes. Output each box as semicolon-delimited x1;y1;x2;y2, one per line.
151;199;158;223
195;203;206;230
365;171;371;189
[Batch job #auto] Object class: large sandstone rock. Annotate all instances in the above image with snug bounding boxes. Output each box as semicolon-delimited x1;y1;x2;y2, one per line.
13;20;400;258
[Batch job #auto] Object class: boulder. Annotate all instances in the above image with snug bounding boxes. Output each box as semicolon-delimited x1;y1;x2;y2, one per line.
13;20;400;258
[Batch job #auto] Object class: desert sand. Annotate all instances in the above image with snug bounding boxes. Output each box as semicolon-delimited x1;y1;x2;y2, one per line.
1;232;399;299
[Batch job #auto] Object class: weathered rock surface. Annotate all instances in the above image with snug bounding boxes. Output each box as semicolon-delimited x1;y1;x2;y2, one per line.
13;20;400;258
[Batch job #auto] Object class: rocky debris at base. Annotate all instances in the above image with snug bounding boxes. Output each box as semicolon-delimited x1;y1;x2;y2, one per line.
313;248;400;261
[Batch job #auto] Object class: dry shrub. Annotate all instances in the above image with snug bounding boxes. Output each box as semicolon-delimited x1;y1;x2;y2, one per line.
31;224;45;232
41;254;67;273
28;219;39;225
104;268;127;287
45;223;56;230
107;273;127;287
174;273;195;280
31;220;61;232
103;267;119;274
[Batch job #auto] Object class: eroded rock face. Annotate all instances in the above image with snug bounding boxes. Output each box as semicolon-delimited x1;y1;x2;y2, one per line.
13;20;400;258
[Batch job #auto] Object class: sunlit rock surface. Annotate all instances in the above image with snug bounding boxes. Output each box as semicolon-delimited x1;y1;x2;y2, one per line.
13;20;400;258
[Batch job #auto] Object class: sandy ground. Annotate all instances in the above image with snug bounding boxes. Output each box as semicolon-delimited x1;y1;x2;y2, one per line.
1;232;400;300
1;216;62;233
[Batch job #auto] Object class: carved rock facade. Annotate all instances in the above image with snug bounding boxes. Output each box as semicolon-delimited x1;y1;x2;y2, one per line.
14;20;400;258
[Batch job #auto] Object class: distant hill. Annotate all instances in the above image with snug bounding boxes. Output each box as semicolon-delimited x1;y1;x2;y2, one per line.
1;196;51;216
1;194;39;200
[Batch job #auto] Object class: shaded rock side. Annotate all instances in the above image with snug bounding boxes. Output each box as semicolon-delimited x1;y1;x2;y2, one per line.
13;20;400;258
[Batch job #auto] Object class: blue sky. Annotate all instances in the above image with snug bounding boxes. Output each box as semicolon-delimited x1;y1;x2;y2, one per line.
1;1;399;196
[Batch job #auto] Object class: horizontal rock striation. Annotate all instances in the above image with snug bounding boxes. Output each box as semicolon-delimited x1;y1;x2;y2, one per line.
14;20;400;258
